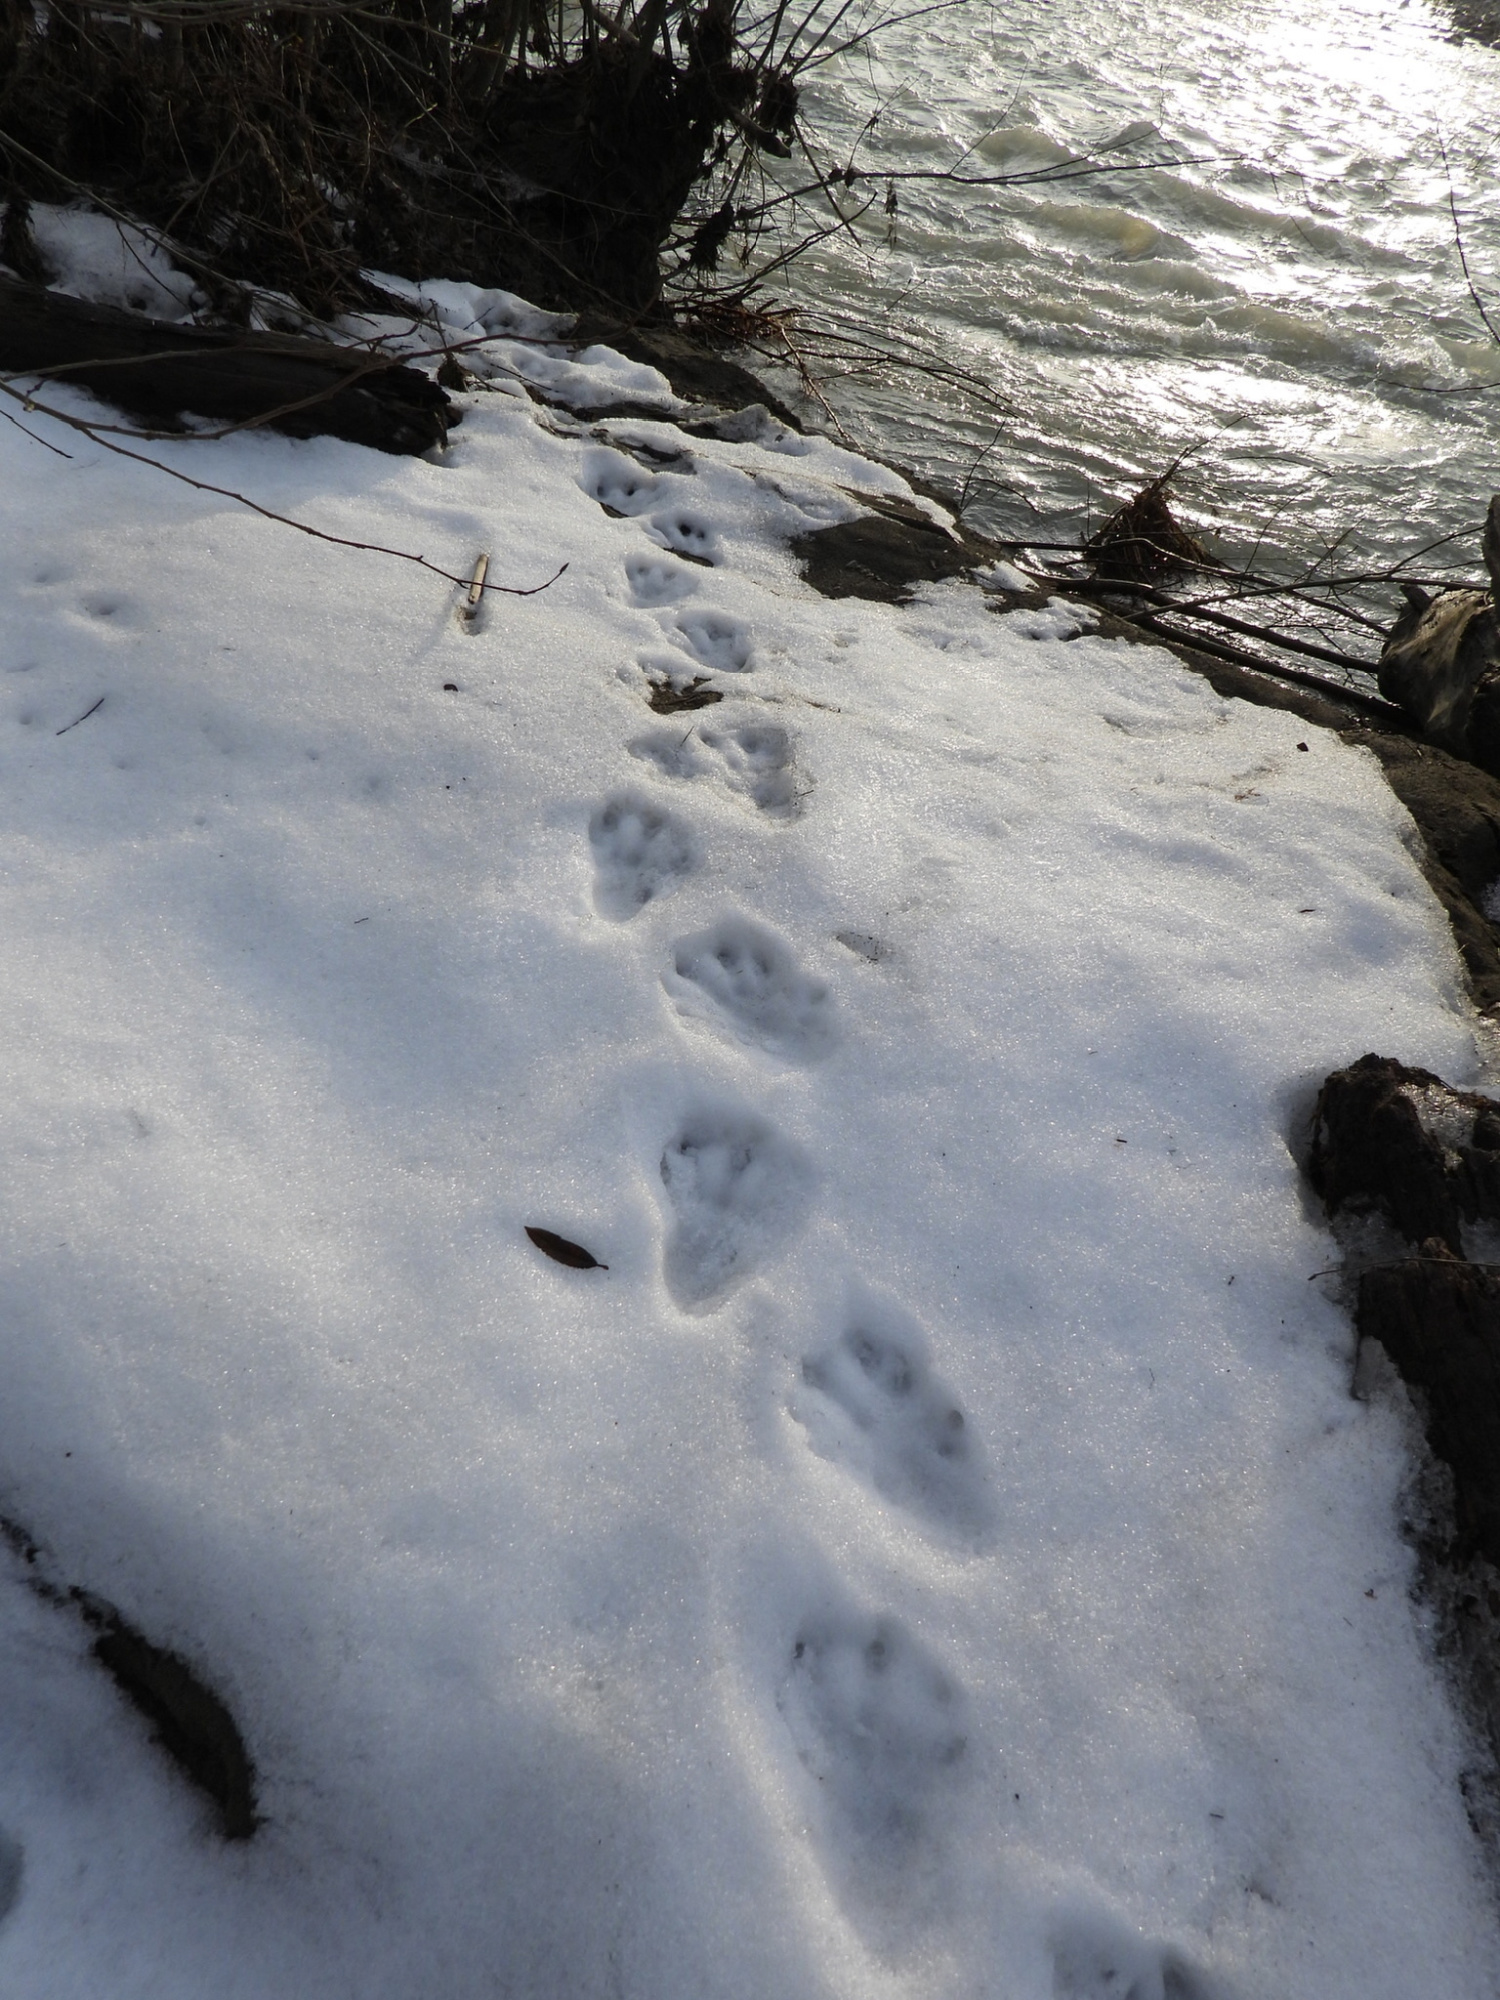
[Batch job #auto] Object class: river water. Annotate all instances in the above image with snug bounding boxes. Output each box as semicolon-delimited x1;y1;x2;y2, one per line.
765;0;1500;615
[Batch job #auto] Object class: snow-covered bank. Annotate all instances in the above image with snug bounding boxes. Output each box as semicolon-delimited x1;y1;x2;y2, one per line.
0;294;1495;1999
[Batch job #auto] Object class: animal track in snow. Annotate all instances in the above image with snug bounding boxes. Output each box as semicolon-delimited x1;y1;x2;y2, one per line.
627;728;708;786
675;610;753;672
625;552;698;606
795;1296;992;1536
1050;1906;1216;2000
665;915;836;1061
588;791;695;920
779;1608;967;1881
580;447;660;517
628;729;702;783
629;721;802;818
650;506;720;565
698;720;799;813
658;1106;810;1310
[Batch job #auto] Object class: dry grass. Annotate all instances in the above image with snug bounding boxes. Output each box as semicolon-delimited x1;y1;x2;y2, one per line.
1085;473;1218;585
0;0;807;319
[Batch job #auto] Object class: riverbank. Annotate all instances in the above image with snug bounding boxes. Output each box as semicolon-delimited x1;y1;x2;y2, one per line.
0;274;1496;1996
614;312;1500;1033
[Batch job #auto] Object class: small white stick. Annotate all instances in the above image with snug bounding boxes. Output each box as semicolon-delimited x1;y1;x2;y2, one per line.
464;552;489;619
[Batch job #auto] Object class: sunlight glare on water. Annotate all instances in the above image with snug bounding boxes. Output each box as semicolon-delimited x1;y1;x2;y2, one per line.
771;0;1500;591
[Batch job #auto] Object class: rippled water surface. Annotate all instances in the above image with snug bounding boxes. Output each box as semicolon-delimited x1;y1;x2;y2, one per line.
768;0;1500;592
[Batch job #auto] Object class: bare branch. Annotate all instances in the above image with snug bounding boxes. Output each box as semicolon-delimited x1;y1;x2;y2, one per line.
1442;138;1500;348
0;382;567;602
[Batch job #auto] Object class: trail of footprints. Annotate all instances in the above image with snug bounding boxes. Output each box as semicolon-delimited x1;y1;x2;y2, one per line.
580;445;832;1313
581;437;982;1906
576;438;1214;1994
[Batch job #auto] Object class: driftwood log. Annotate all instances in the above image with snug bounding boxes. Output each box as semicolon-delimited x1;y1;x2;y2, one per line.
0;278;453;455
1378;494;1500;769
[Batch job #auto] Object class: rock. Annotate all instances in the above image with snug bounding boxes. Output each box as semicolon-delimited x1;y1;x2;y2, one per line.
793;493;983;603
1308;1052;1500;1253
1378;587;1497;746
681;402;793;445
1308;1056;1500;1795
1357;1248;1500;1566
578;322;804;432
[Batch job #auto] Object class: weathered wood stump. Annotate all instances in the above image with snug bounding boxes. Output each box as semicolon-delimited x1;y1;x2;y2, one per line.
1378;494;1500;769
1309;1052;1500;1255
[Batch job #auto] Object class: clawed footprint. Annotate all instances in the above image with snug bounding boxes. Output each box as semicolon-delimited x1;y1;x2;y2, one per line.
588;790;695;920
779;1605;968;1885
625;551;699;606
674;609;753;672
580;446;661;516
1050;1903;1219;2000
629;720;802;818
658;1104;811;1311
650;506;720;565
795;1293;993;1537
664;914;836;1061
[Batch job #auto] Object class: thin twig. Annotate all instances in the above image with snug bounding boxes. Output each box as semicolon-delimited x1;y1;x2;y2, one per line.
1443;137;1500;348
56;697;105;736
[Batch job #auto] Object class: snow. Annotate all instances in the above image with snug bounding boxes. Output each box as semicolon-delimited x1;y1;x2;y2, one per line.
0;270;1496;2000
24;206;201;320
349;277;686;414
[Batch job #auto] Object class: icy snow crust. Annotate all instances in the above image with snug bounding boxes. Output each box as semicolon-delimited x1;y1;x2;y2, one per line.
0;325;1495;2000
